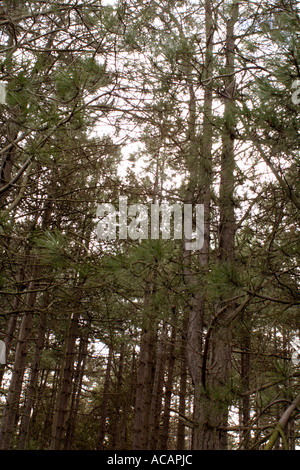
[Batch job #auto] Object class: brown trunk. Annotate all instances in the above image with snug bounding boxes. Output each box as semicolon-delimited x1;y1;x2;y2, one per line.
0;279;37;449
50;310;79;450
39;366;60;449
97;345;113;450
119;349;136;450
239;325;251;449
110;342;125;450
185;0;214;450
197;1;238;450
0;294;22;387
176;318;188;450
132;281;158;450
132;325;157;449
17;305;48;449
148;322;167;450
64;333;88;450
0;25;19;207
0;260;28;387
160;314;177;449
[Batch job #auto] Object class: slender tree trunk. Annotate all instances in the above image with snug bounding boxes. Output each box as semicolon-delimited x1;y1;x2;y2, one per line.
132;324;157;449
0;22;19;206
198;1;239;450
0;259;29;387
0;277;37;449
29;368;49;441
160;314;177;450
64;333;88;450
176;318;188;450
97;345;113;450
0;281;23;387
39;367;60;449
17;305;48;449
239;324;251;449
50;310;79;450
119;349;136;450
111;342;125;450
148;322;167;450
185;0;214;450
132;280;158;450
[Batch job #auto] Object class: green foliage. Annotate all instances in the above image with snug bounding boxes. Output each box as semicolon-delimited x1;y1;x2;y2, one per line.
55;57;109;102
207;261;243;300
32;229;68;268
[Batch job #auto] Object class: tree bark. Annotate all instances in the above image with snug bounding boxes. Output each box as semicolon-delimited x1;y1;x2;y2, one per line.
132;324;157;449
64;332;88;450
264;394;300;450
50;310;79;450
197;1;239;450
132;280;158;450
160;314;177;450
17;304;48;449
0;277;37;449
239;324;251;449
97;345;113;450
176;318;188;450
111;342;125;450
185;0;214;450
148;322;167;450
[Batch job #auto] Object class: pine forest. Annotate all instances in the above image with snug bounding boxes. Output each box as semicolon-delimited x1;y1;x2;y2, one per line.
0;0;299;451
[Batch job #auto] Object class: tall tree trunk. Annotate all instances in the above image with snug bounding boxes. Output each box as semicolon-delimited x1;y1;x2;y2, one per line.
64;333;88;450
119;349;136;450
97;345;113;450
176;317;188;450
148;322;167;450
132;280;158;450
0;20;19;207
50;310;79;450
198;1;239;450
185;0;214;449
17;304;48;449
111;342;125;450
239;323;251;449
0;276;37;449
0;266;25;387
132;324;157;449
0;241;36;388
160;312;177;450
39;367;60;449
